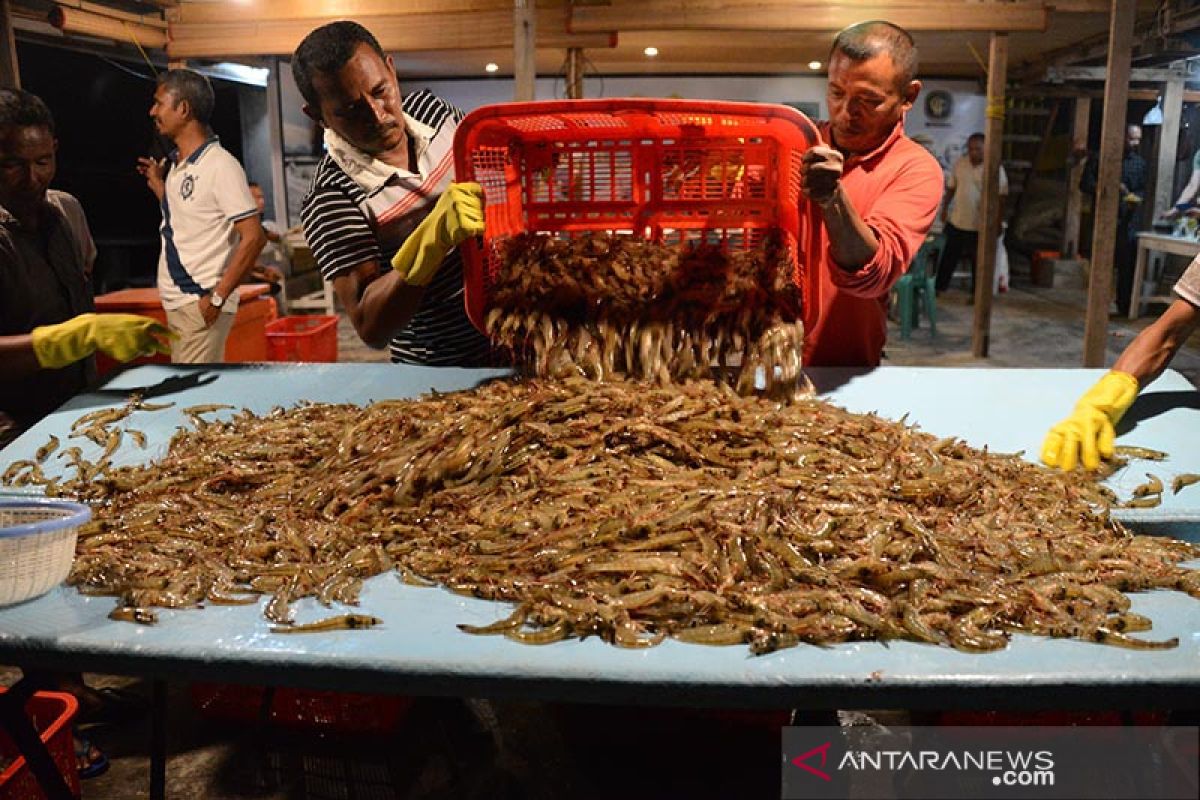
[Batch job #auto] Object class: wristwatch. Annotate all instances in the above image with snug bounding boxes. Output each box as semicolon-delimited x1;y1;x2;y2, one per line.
208;290;225;309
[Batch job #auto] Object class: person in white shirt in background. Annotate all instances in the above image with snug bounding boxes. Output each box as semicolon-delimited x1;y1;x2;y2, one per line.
934;132;1008;295
136;69;265;363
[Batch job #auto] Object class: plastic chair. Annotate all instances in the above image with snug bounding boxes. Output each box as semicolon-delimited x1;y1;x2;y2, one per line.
894;238;939;340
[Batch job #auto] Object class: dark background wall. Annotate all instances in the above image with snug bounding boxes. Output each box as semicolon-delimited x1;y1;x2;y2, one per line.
17;41;245;291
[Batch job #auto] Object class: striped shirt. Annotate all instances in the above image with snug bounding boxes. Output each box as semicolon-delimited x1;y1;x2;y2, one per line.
300;89;491;366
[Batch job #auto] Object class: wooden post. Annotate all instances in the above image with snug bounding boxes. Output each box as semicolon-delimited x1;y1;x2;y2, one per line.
971;32;1007;359
1082;0;1135;367
0;0;19;89
1152;76;1184;219
566;47;583;99
1062;96;1090;257
514;0;536;102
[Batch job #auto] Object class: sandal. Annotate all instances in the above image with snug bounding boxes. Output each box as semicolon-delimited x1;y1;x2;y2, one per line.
73;731;110;780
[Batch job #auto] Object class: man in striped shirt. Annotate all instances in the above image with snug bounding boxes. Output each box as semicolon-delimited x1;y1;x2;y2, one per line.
293;21;492;366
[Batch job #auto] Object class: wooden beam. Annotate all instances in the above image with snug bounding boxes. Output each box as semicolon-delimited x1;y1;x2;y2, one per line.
1062;97;1090;258
0;0;19;88
1083;0;1135;367
1153;78;1184;219
49;5;168;49
1014;87;1200;102
514;0;535;101
168;8;614;58
972;32;1008;359
1021;3;1190;76
57;1;167;29
173;0;526;24
1045;65;1195;82
565;47;583;99
1047;0;1119;10
570;1;1049;32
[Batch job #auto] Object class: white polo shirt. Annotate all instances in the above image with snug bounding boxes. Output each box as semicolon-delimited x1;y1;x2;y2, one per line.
156;137;257;312
946;156;1009;232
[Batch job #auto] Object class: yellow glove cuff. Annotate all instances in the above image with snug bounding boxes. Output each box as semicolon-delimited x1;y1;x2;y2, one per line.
1077;370;1139;424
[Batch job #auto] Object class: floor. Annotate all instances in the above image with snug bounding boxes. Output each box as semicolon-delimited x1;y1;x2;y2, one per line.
4;271;1199;799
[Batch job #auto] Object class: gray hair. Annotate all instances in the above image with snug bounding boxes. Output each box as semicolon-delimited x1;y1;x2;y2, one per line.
157;69;215;125
830;20;918;89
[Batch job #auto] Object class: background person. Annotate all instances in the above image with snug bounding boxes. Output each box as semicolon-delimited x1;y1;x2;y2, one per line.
1081;124;1147;316
934;132;1008;295
137;69;264;363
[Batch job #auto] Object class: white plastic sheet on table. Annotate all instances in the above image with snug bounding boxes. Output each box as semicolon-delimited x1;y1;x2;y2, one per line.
0;364;1196;710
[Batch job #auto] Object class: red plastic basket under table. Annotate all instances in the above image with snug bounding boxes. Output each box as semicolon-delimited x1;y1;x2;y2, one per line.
265;315;338;363
0;689;80;800
453;99;820;333
190;683;413;736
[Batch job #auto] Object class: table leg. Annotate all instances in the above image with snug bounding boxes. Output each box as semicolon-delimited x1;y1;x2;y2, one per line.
0;676;75;800
150;679;167;800
1129;243;1149;320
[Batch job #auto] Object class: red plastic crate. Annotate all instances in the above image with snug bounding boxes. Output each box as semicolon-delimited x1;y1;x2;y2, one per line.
265;315;338;362
453;99;820;333
93;284;277;373
189;683;413;735
0;689;80;800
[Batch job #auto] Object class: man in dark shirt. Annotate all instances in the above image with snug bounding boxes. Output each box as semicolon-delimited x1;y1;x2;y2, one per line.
0;89;168;442
1082;124;1147;316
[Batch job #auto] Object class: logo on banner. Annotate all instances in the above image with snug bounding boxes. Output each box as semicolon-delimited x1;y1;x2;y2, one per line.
791;741;832;782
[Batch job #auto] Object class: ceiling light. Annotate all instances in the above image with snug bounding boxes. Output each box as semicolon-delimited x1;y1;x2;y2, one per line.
644;47;659;57
485;62;499;73
808;60;822;70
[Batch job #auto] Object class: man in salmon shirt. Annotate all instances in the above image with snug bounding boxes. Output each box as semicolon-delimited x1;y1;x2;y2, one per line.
798;20;944;367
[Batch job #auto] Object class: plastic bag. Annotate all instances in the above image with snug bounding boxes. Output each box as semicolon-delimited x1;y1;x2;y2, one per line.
993;228;1009;295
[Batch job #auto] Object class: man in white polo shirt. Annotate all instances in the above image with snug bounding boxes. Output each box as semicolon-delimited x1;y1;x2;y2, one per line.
934;132;1008;295
137;69;265;363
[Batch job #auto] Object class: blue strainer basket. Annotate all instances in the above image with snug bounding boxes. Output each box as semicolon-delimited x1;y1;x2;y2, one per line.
0;499;90;606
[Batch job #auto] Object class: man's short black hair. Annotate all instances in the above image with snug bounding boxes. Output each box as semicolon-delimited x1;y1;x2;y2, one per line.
292;21;388;109
157;69;215;125
968;132;985;145
0;88;55;136
830;20;918;89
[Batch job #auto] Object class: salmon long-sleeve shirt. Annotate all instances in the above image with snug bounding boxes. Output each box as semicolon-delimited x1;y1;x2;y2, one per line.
800;121;943;367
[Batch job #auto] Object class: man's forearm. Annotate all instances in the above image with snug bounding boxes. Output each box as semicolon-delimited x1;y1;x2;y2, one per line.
1175;175;1200;207
0;335;44;378
352;271;427;349
215;230;266;298
818;185;880;271
1113;298;1200;387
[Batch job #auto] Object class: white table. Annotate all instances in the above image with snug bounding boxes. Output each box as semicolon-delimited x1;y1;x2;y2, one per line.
1130;232;1200;319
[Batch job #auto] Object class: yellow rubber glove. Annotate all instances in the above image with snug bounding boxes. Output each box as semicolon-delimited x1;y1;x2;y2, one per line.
31;313;173;369
1040;370;1139;471
390;182;485;286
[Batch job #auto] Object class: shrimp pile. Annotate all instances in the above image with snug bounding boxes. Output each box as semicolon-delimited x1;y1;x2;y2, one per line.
20;377;1198;652
485;233;804;396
